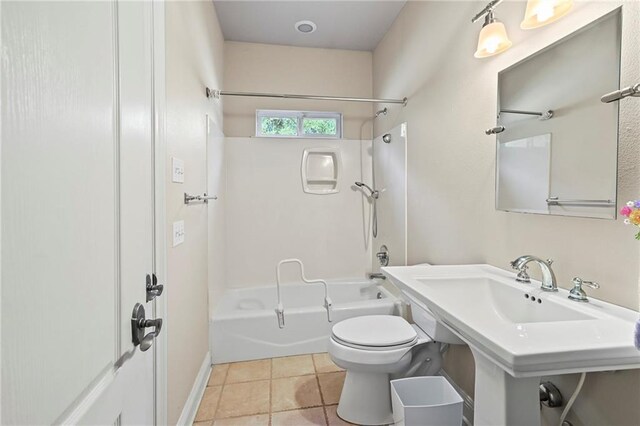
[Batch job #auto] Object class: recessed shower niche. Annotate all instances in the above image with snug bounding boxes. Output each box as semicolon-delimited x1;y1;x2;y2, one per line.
301;147;342;194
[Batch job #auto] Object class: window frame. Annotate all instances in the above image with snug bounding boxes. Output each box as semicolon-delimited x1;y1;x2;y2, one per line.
255;109;343;139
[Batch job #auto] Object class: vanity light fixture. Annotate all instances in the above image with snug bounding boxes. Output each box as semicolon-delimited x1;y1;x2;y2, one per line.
521;0;574;30
472;1;512;59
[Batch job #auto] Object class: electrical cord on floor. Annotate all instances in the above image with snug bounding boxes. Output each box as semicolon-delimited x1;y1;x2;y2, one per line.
559;372;586;426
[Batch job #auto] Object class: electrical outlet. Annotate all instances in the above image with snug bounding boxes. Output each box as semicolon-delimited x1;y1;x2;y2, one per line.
172;157;184;183
173;220;185;247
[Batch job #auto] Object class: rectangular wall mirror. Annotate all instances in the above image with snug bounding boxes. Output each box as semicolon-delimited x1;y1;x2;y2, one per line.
495;9;621;219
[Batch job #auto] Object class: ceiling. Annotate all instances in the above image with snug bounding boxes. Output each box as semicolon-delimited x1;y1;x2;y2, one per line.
213;1;407;51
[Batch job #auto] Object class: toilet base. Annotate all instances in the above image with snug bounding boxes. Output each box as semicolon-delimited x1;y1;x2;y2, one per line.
336;370;394;426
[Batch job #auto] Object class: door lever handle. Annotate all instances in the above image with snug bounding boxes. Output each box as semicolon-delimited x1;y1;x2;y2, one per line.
131;303;163;351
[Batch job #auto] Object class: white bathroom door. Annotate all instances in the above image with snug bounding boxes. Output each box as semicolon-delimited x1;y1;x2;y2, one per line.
1;1;160;424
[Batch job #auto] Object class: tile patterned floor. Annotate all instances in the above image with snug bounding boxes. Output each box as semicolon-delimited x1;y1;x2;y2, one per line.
194;353;353;426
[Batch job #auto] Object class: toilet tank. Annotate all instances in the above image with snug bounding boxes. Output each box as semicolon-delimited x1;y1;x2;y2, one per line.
403;291;465;345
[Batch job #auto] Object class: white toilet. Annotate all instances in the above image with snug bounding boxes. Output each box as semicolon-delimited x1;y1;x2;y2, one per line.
328;294;464;425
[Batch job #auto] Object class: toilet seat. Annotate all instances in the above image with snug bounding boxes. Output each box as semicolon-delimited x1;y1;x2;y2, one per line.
332;334;418;351
331;315;418;348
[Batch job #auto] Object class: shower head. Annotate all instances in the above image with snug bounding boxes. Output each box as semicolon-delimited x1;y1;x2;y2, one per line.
375;108;388;117
355;182;379;199
382;134;391;144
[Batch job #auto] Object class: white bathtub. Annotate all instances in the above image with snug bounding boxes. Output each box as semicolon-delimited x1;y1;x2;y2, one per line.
210;279;400;363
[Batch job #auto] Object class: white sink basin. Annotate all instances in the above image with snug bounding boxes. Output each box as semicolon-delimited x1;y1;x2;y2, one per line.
417;277;594;324
382;264;640;426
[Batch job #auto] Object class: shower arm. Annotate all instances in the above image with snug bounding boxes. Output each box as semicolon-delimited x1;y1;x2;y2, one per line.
276;259;333;326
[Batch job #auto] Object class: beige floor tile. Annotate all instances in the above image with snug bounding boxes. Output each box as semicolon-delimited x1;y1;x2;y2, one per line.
271;407;327;426
312;353;343;374
212;414;270;426
324;405;354;425
194;422;213;426
195;386;223;422
271;375;323;412
216;380;270;419
317;372;345;405
272;355;316;378
209;364;230;386
226;359;271;384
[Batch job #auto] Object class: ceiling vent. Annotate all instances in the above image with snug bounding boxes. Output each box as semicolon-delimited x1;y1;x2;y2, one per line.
295;20;317;34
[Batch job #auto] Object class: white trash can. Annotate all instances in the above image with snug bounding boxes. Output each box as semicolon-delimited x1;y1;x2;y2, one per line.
390;377;463;426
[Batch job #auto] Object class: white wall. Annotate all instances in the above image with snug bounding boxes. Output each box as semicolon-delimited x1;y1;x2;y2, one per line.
223;41;374;140
222;137;372;294
165;1;224;423
373;2;640;425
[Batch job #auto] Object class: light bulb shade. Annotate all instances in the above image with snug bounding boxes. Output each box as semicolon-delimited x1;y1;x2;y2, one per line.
521;0;574;29
474;21;513;58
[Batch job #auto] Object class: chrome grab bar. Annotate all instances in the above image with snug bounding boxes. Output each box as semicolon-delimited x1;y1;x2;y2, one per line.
485;126;505;135
184;192;217;204
546;197;615;207
499;109;554;120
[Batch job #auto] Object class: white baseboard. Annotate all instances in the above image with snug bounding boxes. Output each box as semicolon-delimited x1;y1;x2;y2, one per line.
440;369;474;426
177;351;212;426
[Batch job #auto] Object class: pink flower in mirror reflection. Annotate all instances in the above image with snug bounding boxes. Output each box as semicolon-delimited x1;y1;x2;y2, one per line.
620;206;632;217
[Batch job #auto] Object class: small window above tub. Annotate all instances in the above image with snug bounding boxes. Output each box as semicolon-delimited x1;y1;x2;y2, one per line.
256;110;342;139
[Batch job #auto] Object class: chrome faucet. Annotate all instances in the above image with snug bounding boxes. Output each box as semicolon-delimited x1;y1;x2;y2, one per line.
510;255;558;292
368;272;386;280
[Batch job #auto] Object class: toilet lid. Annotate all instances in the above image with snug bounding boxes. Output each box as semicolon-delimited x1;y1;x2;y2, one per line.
331;315;417;347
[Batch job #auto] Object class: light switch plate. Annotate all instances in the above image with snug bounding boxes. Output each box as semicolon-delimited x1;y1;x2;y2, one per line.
172;157;184;183
173;220;185;247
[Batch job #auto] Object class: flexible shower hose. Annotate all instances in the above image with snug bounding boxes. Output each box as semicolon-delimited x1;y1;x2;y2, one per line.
372;198;377;238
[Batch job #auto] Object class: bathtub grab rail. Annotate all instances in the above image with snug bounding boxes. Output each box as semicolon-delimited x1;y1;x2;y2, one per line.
276;259;333;329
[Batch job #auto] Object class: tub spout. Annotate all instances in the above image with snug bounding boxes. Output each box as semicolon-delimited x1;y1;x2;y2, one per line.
368;272;386;280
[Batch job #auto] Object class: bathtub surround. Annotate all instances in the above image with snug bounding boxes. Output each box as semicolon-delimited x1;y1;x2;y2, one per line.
208;118;228;316
223;137;373;293
373;2;640;425
166;1;224;423
223;42;374;140
371;123;408;272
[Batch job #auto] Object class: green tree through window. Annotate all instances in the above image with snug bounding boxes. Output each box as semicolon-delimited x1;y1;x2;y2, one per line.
303;118;337;135
260;117;297;136
257;110;341;138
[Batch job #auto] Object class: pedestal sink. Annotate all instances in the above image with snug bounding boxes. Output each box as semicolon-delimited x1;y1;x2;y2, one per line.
382;264;640;426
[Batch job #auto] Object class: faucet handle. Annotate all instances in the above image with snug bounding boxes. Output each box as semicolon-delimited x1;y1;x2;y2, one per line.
510;262;531;284
573;277;599;289
569;277;599;302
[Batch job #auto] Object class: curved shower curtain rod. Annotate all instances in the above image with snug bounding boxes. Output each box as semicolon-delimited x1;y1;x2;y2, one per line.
205;87;408;106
